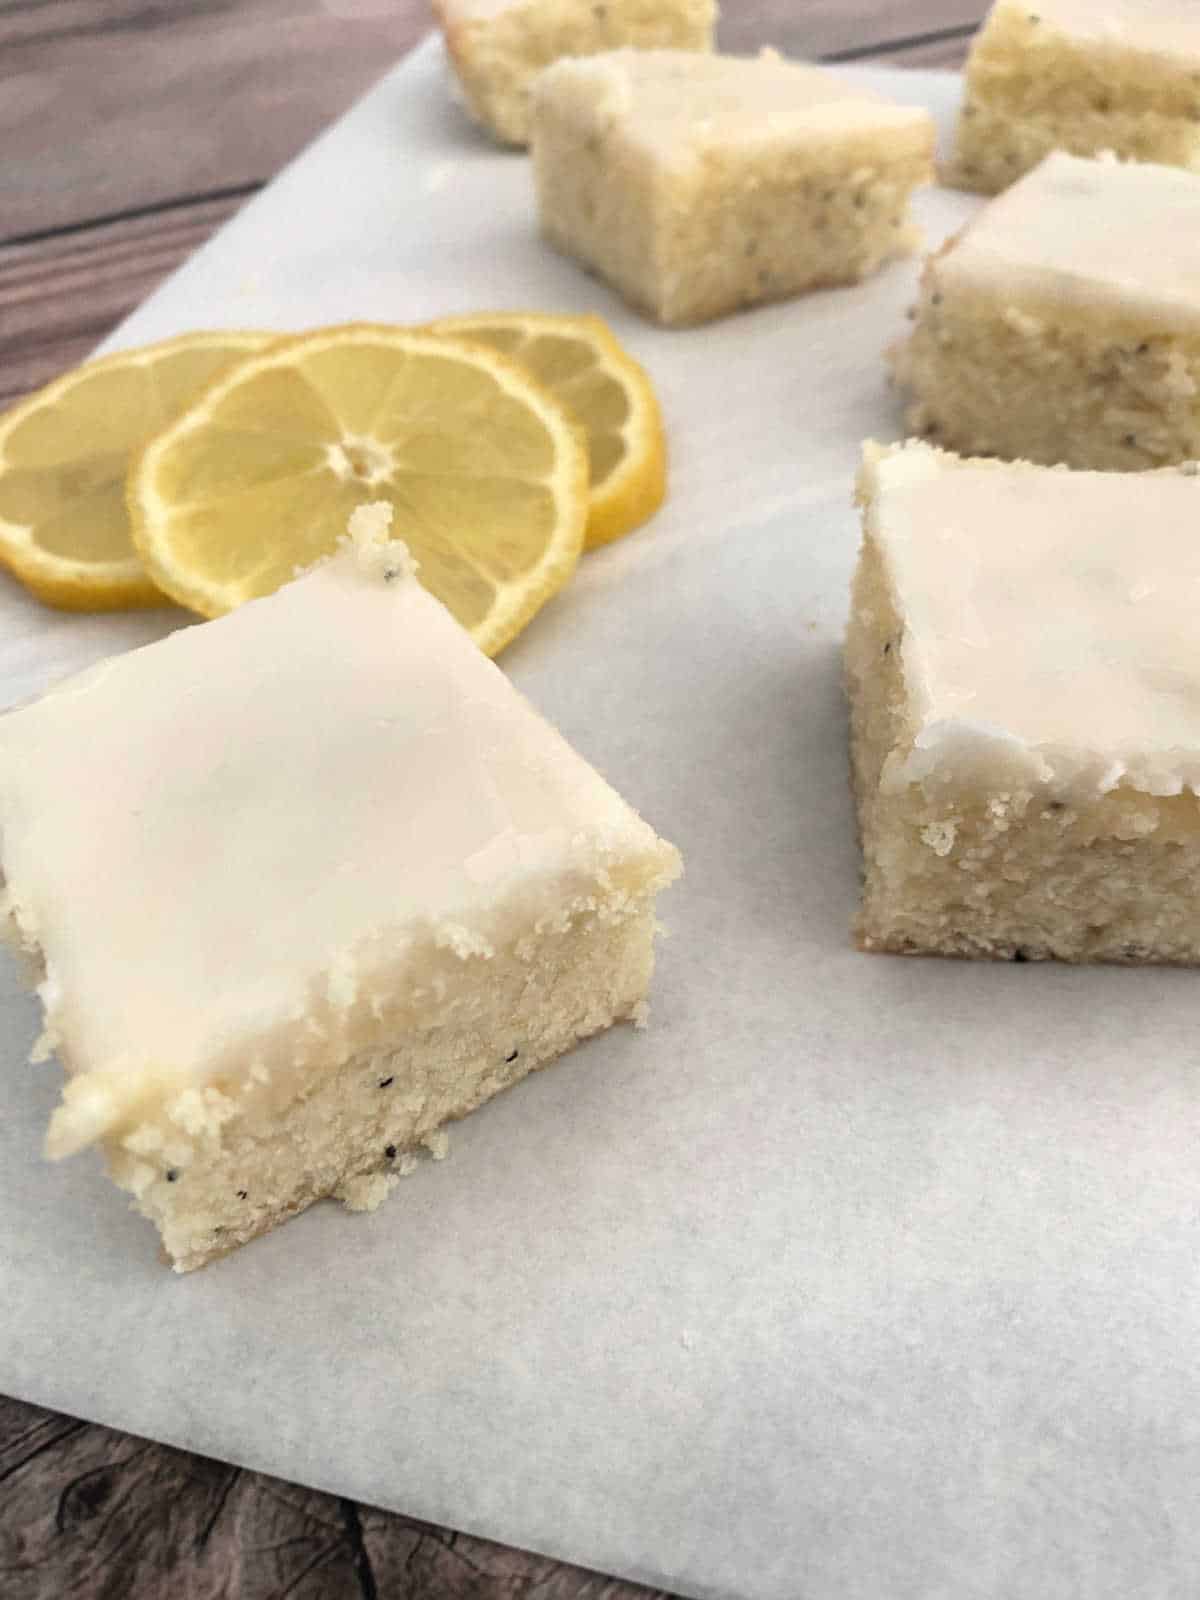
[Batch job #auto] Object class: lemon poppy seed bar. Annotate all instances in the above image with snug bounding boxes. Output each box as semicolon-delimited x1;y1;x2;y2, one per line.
0;509;681;1271
950;0;1200;195
893;152;1200;471
847;440;1200;964
433;0;716;147
531;49;935;327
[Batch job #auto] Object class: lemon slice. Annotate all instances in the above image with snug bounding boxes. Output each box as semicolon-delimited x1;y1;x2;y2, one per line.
128;324;589;655
425;312;666;549
0;331;275;611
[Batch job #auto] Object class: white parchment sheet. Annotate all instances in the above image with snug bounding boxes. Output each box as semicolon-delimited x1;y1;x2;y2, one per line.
4;44;1200;1600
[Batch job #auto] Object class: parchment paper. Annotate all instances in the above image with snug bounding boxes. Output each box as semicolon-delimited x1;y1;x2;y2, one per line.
4;44;1200;1600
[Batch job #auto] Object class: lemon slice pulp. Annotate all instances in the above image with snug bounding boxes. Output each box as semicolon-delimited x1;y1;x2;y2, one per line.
426;311;666;549
128;324;589;655
0;331;275;611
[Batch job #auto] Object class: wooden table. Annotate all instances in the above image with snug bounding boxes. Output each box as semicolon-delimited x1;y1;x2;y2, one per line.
0;4;981;1594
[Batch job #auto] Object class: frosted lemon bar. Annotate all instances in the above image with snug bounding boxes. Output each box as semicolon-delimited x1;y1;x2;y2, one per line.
847;440;1200;963
0;510;680;1271
433;0;716;147
951;0;1200;194
893;152;1200;471
531;49;935;326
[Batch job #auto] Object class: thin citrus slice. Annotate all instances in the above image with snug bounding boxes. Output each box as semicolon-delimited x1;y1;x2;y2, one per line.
127;324;589;655
425;311;666;549
0;331;275;611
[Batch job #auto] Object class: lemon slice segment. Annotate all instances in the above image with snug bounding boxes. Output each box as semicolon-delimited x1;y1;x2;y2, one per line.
127;324;589;655
0;331;275;610
425;311;667;549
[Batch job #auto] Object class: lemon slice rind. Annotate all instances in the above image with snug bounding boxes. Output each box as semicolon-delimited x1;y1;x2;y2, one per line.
127;324;590;655
0;330;277;612
424;310;667;550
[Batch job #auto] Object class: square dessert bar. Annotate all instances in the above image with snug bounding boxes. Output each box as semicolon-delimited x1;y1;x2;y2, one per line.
951;0;1200;195
433;0;716;147
893;152;1200;471
531;49;935;326
0;511;680;1271
847;440;1200;964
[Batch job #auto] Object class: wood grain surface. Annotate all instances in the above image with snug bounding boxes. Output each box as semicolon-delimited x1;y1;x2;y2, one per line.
0;3;981;1596
0;0;980;408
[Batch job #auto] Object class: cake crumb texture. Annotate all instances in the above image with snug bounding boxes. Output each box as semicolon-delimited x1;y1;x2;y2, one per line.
950;0;1200;194
117;906;662;1270
531;48;934;326
0;522;681;1270
893;152;1200;470
337;1171;401;1213
846;439;1200;964
433;0;716;146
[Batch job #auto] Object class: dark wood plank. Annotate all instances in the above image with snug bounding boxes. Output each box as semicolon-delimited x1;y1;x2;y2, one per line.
870;28;980;67
0;193;247;409
718;0;982;56
1;0;982;242
0;1391;671;1599
0;3;979;413
0;0;427;240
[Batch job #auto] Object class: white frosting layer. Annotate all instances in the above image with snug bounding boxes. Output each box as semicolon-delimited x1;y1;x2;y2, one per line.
1002;0;1200;63
538;48;933;163
0;507;677;1147
936;151;1200;331
866;443;1200;797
